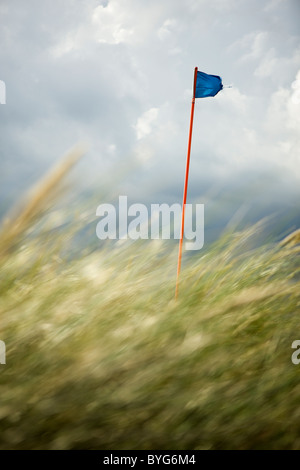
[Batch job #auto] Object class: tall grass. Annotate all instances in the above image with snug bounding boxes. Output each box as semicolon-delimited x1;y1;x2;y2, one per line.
0;151;299;449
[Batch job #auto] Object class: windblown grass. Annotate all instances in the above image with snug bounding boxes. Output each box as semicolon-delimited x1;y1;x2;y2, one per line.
0;151;299;449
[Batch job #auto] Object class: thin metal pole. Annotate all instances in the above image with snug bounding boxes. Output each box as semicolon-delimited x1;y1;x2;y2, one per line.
175;67;198;299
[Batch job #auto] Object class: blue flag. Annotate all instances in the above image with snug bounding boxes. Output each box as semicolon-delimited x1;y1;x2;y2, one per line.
195;71;223;98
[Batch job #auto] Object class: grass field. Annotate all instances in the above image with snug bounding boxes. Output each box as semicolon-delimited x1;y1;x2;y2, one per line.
0;148;300;449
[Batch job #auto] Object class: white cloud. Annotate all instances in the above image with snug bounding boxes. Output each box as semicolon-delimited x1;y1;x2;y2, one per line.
261;70;300;174
254;48;277;77
240;31;269;62
157;18;178;41
134;108;159;140
50;33;79;58
92;2;134;45
286;71;300;131
50;0;138;57
254;46;300;80
218;87;249;113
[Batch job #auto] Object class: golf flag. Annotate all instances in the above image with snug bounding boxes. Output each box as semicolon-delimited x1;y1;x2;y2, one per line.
175;67;223;299
195;71;223;98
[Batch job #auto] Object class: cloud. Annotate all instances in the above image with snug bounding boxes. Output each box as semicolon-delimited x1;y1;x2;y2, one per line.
1;0;300;209
157;18;178;41
134;107;159;140
218;87;249;113
255;46;300;80
92;2;134;45
240;31;269;62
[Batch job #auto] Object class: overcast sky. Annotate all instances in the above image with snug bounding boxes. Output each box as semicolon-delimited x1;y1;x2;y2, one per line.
1;0;300;210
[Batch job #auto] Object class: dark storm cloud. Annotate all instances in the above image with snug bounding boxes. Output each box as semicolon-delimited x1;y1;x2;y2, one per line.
0;0;299;209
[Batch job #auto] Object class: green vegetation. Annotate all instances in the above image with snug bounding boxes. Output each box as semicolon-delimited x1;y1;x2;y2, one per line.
0;149;300;449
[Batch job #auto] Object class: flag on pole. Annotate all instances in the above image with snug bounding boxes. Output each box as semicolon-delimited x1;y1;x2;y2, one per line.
175;68;223;300
195;71;223;98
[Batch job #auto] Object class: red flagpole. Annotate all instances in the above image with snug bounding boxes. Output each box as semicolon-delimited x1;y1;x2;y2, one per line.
175;67;198;299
